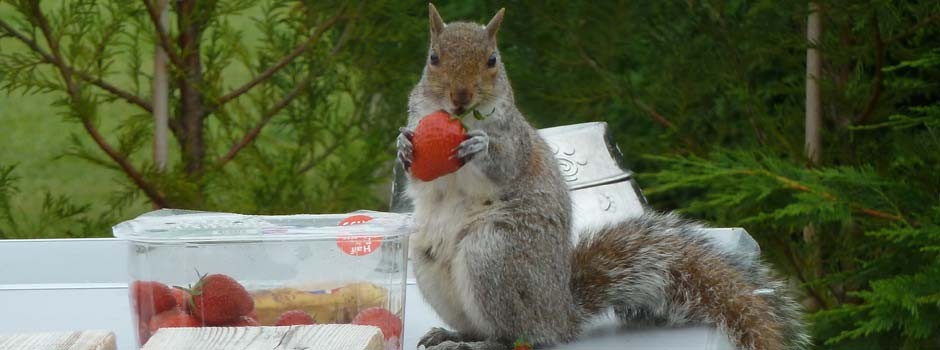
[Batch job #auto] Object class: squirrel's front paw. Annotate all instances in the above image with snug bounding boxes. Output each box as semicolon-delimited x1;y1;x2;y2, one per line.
455;130;489;164
397;127;415;170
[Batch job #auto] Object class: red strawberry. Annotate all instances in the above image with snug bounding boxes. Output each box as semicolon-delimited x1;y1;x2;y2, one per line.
171;288;191;311
187;274;254;325
275;309;316;326
137;320;151;345
351;307;402;340
148;307;201;333
411;111;466;181
227;315;261;327
131;281;177;323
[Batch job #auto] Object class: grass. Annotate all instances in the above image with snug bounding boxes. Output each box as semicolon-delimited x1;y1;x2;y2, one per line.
0;70;151;238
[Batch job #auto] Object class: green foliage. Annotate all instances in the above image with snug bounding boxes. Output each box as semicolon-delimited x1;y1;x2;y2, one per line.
0;164;115;238
631;2;940;348
0;0;428;223
1;0;939;347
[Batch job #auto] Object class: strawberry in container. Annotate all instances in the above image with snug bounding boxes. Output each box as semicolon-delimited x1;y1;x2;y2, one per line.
114;209;411;349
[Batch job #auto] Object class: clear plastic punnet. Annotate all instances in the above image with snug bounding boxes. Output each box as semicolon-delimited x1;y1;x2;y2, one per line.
112;209;412;349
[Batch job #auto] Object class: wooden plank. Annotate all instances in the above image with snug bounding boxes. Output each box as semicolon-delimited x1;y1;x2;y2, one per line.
143;324;385;350
0;331;116;350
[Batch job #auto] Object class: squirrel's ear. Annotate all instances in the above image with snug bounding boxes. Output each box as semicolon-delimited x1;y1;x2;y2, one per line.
485;8;505;40
429;3;445;38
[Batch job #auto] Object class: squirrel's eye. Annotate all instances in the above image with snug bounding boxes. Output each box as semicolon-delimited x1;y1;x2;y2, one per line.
430;52;440;66
487;53;497;68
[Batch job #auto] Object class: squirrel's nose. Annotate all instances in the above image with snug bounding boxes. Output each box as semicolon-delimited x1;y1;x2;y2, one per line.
451;88;472;108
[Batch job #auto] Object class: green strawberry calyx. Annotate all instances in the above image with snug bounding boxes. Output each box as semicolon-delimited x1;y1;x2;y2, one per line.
174;270;208;311
453;107;496;130
512;337;532;350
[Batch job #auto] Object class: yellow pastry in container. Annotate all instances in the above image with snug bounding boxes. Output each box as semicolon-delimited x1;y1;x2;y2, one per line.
252;282;389;325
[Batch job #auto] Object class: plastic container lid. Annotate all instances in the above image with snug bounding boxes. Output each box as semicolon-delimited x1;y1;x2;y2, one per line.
112;209;413;243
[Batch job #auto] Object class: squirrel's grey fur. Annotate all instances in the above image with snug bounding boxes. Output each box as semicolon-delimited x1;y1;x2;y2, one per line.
397;4;809;350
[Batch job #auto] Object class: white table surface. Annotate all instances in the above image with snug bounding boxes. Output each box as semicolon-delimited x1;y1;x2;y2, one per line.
0;238;733;350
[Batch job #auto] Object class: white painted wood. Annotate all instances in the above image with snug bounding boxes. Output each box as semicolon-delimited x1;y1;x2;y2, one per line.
142;324;384;350
1;238;734;350
0;331;116;350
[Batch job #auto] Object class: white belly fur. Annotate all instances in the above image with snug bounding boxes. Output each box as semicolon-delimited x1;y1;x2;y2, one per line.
409;162;497;335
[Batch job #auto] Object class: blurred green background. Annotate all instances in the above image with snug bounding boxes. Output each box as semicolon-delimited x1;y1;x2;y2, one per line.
1;0;938;348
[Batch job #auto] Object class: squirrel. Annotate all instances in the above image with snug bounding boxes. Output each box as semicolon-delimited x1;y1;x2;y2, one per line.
396;4;809;350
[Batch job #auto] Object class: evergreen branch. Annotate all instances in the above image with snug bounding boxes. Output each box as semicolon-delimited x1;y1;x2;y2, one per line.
297;138;346;175
215;74;314;169
212;11;343;109
77;72;153;112
26;3;168;208
634;99;677;129
855;13;885;125
0;19;51;61
28;3;65;75
740;169;907;223
570;36;696;148
770;235;834;310
886;12;940;44
79;118;169;208
142;0;186;70
0;19;153;112
633;100;698;149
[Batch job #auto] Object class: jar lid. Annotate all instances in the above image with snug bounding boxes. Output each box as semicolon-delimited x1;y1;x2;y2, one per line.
112;209;412;243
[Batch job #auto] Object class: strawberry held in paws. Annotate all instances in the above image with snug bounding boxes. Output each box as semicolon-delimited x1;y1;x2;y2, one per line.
186;273;254;325
410;111;466;181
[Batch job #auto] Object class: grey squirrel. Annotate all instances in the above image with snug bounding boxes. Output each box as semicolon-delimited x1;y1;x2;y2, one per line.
396;4;808;350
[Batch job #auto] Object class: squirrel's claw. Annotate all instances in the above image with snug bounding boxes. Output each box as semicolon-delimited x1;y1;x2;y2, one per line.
455;130;489;163
397;127;415;170
399;127;415;141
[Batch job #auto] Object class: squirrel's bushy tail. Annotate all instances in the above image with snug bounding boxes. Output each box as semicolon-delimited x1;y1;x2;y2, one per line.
570;212;809;350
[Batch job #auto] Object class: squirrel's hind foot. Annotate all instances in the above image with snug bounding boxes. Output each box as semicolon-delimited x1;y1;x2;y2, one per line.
423;340;507;350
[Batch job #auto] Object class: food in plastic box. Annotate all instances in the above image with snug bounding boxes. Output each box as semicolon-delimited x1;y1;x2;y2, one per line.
112;209;410;348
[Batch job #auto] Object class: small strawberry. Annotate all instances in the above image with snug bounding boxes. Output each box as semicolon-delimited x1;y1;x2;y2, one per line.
275;309;316;326
137;320;151;345
227;315;261;327
351;307;402;340
384;336;401;350
149;307;201;333
171;288;191;311
411;111;466;181
185;273;254;325
131;281;177;323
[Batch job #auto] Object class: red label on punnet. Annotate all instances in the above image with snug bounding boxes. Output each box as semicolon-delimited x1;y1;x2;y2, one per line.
336;215;382;256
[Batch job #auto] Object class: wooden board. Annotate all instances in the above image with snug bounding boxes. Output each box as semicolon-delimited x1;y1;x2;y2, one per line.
0;331;116;350
143;324;385;350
